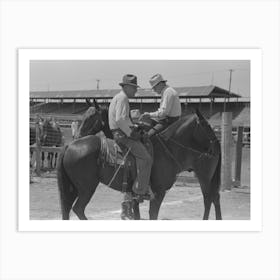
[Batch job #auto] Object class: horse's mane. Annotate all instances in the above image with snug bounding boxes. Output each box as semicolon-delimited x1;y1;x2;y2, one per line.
77;105;109;138
77;107;98;138
159;114;197;140
81;107;97;122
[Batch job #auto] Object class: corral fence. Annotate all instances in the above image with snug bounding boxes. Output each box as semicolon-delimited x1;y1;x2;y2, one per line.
30;113;82;128
30;115;79;174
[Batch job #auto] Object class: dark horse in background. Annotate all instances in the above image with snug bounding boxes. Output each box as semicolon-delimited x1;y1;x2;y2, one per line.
57;101;222;220
41;119;63;169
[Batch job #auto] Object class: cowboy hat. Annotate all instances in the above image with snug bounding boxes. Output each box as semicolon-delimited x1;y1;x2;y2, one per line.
119;74;140;87
149;74;167;88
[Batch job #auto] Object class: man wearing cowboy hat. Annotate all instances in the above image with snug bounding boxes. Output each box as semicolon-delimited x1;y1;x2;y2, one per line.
109;74;153;219
143;74;182;136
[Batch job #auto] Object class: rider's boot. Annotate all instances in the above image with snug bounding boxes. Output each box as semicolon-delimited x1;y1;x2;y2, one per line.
121;201;134;220
121;192;134;220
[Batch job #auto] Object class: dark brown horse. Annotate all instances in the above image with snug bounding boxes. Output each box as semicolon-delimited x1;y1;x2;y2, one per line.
57;103;222;220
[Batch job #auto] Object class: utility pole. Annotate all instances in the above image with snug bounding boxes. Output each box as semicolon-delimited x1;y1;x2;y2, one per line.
223;69;234;112
96;79;100;90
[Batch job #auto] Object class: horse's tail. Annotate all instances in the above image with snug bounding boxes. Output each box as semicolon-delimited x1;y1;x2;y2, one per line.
57;145;78;220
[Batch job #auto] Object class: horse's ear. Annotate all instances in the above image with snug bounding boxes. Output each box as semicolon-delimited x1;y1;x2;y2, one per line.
86;98;92;107
93;99;100;110
195;108;202;119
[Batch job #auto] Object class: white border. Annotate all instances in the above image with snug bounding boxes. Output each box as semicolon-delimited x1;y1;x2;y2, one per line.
19;49;261;231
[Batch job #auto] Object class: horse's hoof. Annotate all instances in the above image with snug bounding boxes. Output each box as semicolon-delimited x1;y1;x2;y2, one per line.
121;214;134;220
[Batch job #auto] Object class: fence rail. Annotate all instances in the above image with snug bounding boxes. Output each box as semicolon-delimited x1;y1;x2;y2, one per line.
30;146;62;153
30;121;64;174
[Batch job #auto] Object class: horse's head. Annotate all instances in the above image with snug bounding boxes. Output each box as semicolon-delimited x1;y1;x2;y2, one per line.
76;100;112;138
191;109;220;155
161;110;220;164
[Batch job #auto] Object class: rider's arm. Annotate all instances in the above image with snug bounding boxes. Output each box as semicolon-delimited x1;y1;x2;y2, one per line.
115;97;133;136
149;89;173;118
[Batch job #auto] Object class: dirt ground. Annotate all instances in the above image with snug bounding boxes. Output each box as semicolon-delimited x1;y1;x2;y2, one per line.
30;147;250;220
30;127;250;220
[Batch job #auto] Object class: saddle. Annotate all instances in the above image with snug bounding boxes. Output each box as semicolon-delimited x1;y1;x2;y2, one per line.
99;137;129;166
97;135;153;199
98;135;152;166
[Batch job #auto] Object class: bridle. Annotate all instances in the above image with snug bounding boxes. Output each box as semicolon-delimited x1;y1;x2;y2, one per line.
156;115;219;171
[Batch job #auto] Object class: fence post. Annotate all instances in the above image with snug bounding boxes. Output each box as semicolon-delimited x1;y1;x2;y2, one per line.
35;122;41;175
221;112;232;191
233;126;243;187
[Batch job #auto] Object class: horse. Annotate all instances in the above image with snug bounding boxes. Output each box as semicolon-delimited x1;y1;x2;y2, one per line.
57;101;222;220
41;118;63;169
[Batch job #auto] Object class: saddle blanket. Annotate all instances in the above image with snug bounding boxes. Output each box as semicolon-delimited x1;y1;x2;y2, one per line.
99;136;125;165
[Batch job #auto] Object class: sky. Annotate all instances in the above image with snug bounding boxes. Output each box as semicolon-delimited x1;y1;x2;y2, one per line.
30;60;250;97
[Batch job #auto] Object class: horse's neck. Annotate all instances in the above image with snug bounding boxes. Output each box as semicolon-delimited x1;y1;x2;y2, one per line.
102;125;113;139
154;118;197;171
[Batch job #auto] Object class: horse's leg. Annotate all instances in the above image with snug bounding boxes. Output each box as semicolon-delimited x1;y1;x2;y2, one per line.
202;193;212;220
213;192;222;220
62;189;78;220
72;183;98;220
194;164;215;220
149;191;166;220
132;200;140;220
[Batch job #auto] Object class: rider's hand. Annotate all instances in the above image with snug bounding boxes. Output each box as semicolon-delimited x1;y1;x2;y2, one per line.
139;112;150;121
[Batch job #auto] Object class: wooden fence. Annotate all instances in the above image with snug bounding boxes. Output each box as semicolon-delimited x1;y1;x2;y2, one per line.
30;122;63;175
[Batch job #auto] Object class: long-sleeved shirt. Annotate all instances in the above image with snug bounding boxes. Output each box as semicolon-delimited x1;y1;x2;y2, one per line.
108;91;133;136
149;86;182;119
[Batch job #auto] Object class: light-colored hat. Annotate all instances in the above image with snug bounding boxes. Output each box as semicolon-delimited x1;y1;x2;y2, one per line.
149;74;167;88
119;74;139;88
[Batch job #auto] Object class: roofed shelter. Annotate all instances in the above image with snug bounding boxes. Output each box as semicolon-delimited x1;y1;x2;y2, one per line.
30;85;242;121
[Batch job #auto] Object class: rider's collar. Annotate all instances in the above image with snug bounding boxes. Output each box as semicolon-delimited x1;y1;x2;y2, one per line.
160;85;169;95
